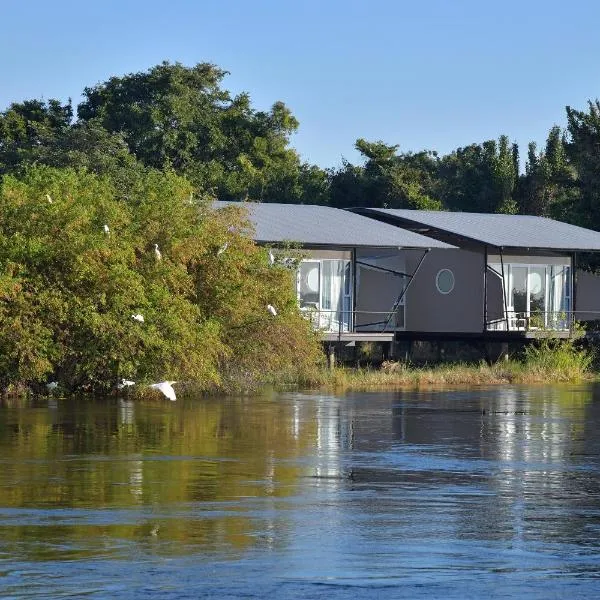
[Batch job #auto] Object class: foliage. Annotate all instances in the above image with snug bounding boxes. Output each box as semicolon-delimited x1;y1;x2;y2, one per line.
0;167;321;394
522;329;593;382
329;140;442;210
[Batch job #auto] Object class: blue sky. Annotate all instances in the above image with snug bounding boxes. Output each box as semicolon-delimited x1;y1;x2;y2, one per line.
2;0;600;169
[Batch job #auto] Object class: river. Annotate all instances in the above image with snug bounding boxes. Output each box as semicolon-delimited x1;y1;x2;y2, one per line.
1;385;600;598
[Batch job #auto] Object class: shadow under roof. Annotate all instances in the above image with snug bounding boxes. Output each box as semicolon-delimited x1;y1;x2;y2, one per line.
354;208;600;251
213;202;454;248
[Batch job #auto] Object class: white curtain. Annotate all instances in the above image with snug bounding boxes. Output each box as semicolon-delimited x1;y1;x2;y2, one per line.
321;260;345;332
551;266;570;329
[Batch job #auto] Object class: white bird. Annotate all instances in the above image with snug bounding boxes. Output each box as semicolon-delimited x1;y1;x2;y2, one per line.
267;304;277;316
268;249;275;265
117;379;135;390
150;381;177;401
131;314;145;323
46;381;58;391
103;224;110;234
154;243;162;261
46;194;53;204
217;242;228;256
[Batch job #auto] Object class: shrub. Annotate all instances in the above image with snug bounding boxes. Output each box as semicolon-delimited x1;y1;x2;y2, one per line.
0;167;322;393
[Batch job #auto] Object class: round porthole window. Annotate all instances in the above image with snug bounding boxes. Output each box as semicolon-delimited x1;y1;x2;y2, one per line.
436;269;455;294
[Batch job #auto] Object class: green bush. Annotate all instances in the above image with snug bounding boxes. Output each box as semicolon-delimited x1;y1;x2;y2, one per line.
0;166;321;394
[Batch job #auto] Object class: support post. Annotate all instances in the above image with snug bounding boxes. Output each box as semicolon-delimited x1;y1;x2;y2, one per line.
572;252;577;334
328;345;336;370
500;249;509;331
483;245;488;332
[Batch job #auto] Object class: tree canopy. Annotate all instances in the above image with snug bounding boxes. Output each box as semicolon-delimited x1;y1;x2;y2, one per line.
0;166;321;393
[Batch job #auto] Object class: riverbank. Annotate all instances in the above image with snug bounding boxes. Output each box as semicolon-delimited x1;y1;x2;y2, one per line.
311;361;593;391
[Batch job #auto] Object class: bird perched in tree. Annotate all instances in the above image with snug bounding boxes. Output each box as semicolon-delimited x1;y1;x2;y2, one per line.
131;314;145;323
150;381;177;401
46;381;58;391
154;244;162;261
267;304;277;316
217;242;228;256
46;194;53;204
103;224;110;234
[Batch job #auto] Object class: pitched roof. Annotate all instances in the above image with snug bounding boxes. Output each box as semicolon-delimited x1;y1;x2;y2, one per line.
353;208;600;251
213;202;454;248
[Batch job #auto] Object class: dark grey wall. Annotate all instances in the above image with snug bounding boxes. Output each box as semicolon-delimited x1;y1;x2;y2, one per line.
576;269;600;321
405;249;485;333
355;249;405;330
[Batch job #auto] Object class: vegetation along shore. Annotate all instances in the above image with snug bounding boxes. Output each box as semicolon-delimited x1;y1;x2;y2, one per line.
2;60;600;396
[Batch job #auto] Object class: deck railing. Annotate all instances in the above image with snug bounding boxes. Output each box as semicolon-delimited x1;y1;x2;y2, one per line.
300;309;401;337
486;310;600;332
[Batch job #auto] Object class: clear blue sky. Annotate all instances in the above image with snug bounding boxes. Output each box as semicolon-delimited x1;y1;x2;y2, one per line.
2;0;600;169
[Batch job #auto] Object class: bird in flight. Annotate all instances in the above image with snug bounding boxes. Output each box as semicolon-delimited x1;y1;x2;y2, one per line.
150;381;177;401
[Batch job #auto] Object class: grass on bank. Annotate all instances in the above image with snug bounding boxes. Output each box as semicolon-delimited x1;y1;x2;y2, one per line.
308;338;596;391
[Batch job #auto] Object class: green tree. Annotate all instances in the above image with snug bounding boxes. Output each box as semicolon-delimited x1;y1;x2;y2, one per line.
0;99;73;176
0;167;321;393
565;101;600;229
77;62;310;203
437;136;519;213
329;139;442;209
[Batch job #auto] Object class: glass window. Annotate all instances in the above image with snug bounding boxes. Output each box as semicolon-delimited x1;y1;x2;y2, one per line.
436;269;455;294
528;266;546;327
299;261;320;309
511;266;527;316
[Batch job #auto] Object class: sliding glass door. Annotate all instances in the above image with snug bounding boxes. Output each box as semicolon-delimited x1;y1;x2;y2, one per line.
506;264;570;330
298;259;352;332
488;260;571;331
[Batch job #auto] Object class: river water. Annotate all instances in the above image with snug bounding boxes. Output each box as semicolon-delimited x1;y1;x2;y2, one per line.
1;385;600;598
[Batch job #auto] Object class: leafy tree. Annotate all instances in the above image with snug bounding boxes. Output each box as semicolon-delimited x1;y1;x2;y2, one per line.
437;136;519;213
0;167;321;393
520;128;576;219
0;99;73;176
329;139;442;209
565;101;600;229
77;62;311;203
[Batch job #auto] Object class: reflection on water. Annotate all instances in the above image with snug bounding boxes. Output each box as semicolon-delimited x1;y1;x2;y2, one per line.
1;386;600;598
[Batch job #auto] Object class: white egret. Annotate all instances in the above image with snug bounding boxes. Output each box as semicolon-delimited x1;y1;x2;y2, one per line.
150;381;177;401
131;314;145;323
103;224;110;234
154;244;162;261
268;249;275;265
46;381;58;391
117;379;135;390
46;194;53;204
267;304;277;316
217;242;228;256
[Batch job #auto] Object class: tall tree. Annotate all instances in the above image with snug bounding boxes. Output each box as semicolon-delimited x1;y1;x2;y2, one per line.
565;101;600;230
77;62;311;203
0;99;73;176
437;136;518;213
329;139;442;209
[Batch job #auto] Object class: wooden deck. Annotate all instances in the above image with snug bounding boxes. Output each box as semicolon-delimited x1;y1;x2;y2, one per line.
321;331;395;343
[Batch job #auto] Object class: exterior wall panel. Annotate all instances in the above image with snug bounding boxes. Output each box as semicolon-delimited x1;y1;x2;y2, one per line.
405;248;485;333
575;269;600;321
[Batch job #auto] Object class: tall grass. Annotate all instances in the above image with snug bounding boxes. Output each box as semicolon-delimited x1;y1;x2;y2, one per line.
314;339;595;391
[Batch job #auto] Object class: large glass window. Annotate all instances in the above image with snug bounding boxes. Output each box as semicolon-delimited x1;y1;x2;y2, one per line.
488;260;571;331
297;259;352;332
528;267;546;327
299;261;320;309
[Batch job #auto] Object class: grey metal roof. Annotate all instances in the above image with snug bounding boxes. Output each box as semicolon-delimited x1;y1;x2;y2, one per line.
356;208;600;251
213;202;453;248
